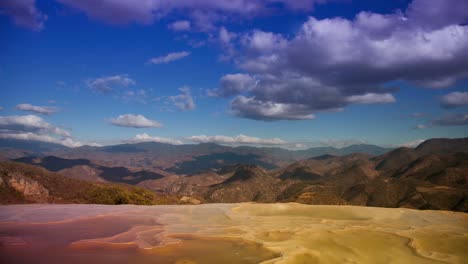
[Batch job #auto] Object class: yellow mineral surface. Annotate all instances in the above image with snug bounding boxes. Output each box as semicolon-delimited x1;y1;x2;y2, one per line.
0;203;466;263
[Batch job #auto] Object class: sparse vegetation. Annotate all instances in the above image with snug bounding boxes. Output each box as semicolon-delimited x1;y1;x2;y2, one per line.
1;137;467;211
0;161;176;205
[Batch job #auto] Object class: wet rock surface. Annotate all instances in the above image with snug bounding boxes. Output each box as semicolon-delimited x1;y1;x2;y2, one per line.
0;203;466;263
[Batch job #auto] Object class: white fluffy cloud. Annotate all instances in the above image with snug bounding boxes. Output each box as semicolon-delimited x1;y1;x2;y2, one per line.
213;0;468;120
345;93;396;104
168;20;191;31
219;26;235;44
400;139;426;148
168;86;196;111
413;124;428;130
241;30;287;53
0;132;82;148
0;114;82;147
87;74;135;93
148;51;190;64
188;134;285;145
110;114;162;128
210;73;257;97
132;133;183;145
0;115;70;137
231;95;316;120
16;103;58;115
440;91;468;108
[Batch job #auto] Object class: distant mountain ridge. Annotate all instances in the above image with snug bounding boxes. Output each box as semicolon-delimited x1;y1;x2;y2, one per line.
12;156;165;185
0;138;391;156
0;138;393;174
3;137;468;211
0;139;68;153
3;137;467;176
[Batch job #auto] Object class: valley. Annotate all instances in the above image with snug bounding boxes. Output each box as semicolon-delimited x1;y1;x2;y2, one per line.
1;137;467;211
2;1;467;262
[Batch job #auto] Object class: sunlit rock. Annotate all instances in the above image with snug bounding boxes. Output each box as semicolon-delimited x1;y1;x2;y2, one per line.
0;203;466;263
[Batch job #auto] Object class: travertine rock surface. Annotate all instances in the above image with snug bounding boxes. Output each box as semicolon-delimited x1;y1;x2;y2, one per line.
0;203;466;263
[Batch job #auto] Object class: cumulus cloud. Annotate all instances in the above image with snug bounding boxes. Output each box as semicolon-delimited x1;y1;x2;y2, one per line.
213;0;468;120
56;0;326;30
188;134;285;145
219;26;235;44
400;139;426;148
231;95;316;120
413;124;428;130
440;91;468;108
209;73;257;97
241;30;287;53
109;114;162;128
168;86;196;111
148;51;190;64
16;103;58;115
0;114;82;147
0;107;3;111
0;0;47;31
87;74;135;93
0;132;82;148
132;133;183;145
217;26;239;60
345;93;396;104
168;20;191;31
0;115;70;137
432;112;468;126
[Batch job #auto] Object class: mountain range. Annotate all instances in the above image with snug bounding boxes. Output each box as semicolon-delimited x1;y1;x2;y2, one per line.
0;137;467;211
0;139;391;174
0;161;175;205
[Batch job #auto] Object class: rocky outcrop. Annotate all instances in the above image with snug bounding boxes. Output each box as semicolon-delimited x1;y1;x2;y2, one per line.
180;196;201;205
206;165;279;203
0;162;174;205
7;172;49;203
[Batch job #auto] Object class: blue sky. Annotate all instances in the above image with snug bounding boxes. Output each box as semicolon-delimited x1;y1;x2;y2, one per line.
0;0;467;148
